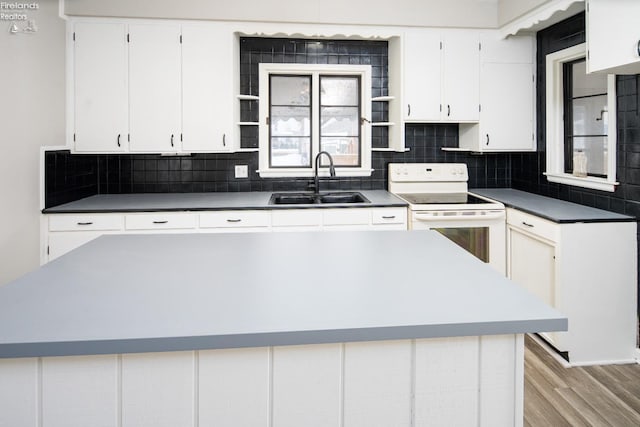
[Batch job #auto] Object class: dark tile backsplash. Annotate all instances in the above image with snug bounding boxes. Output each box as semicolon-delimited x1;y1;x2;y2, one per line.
45;36;512;209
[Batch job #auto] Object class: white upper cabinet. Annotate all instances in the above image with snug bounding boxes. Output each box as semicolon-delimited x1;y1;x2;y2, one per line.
459;33;535;152
586;0;640;74
441;30;480;122
73;22;128;152
181;25;235;152
69;19;238;154
403;30;441;121
403;29;479;123
128;24;182;153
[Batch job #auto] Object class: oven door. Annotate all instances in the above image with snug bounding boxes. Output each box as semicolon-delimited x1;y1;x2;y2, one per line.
410;210;506;275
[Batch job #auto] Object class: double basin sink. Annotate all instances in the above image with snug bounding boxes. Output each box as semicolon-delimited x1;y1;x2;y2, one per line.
269;191;370;205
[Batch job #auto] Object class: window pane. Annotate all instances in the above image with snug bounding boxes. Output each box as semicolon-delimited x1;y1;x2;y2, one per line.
571;136;608;176
572;61;607;98
572;95;608;136
320;107;359;136
321;137;360;166
271;137;311;167
271;106;311;137
270;76;310;106
320;76;359;106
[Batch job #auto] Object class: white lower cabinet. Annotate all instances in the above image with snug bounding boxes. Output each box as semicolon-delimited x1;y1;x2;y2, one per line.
47;214;125;261
506;207;637;365
45;206;408;262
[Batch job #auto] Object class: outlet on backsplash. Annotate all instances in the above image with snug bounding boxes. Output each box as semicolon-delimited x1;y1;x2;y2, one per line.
234;165;248;179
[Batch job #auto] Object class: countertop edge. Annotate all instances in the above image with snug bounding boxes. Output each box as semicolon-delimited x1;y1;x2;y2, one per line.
0;318;567;359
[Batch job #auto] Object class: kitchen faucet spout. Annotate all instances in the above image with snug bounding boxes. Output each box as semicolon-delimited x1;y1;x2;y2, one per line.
312;151;336;194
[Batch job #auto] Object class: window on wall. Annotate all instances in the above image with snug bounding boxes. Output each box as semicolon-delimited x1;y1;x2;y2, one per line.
545;43;618;192
259;63;372;178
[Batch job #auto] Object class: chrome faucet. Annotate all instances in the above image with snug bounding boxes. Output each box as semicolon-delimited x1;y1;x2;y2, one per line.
311;151;336;194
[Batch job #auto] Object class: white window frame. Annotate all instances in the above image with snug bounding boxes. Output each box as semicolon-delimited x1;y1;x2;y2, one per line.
258;63;372;178
545;43;618;192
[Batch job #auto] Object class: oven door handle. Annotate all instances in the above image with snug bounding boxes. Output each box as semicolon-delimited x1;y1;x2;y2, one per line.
414;211;505;221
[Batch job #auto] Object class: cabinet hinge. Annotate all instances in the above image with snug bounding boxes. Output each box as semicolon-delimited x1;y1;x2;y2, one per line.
72;32;75;42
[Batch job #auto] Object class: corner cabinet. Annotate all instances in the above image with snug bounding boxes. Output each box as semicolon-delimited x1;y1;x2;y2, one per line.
458;33;535;152
69;19;237;154
506;207;637;365
586;0;640;75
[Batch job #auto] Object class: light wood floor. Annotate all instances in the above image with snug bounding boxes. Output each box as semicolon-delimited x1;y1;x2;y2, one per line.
524;334;640;426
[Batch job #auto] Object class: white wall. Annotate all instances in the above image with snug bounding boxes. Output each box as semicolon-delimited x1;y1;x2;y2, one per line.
0;1;66;285
498;0;551;26
63;0;500;28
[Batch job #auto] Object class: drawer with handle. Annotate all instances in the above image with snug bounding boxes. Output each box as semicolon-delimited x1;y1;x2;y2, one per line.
49;214;124;232
371;208;407;225
506;208;558;242
199;210;271;229
124;213;198;230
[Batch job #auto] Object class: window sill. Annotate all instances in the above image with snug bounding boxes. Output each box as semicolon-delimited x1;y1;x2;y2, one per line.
258;169;374;178
544;172;618;192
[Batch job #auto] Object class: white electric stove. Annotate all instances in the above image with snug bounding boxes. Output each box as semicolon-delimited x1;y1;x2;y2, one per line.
389;163;506;274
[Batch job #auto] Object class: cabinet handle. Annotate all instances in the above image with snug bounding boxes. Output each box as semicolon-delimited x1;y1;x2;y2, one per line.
486;134;490;145
381;215;396;219
226;219;242;223
153;220;168;224
637;40;640;57
170;134;174;147
117;134;121;147
222;133;226;147
447;105;450;117
77;221;93;226
407;104;411;116
522;221;534;227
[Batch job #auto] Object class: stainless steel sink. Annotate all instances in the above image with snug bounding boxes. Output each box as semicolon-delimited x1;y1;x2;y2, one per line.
269;192;370;205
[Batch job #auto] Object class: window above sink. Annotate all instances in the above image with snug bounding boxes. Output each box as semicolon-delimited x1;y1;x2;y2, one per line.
258;63;373;178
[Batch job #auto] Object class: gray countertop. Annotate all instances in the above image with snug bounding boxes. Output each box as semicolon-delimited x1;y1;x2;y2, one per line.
42;190;407;213
471;188;635;223
0;230;566;358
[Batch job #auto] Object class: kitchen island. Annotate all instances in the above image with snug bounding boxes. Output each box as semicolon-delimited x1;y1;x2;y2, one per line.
0;230;565;426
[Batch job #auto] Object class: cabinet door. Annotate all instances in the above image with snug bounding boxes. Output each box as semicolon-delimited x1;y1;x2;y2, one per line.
479;62;534;151
441;31;479;122
182;25;235;152
73;22;128;152
129;24;182;152
508;227;556;313
403;30;441;121
587;0;640;74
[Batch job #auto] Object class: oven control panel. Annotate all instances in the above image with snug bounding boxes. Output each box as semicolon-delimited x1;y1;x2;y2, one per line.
388;163;468;182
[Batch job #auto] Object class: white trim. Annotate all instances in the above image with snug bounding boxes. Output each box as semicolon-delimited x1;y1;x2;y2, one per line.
258;63;372;178
499;0;584;38
544;173;618;192
545;43;618;193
